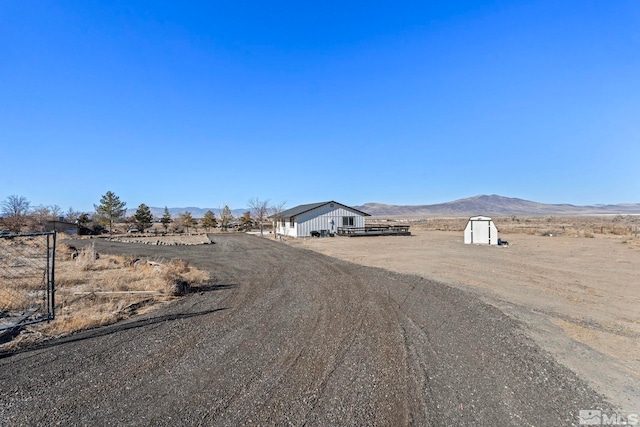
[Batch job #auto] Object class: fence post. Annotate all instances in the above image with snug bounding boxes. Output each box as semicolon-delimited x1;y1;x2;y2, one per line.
49;232;56;320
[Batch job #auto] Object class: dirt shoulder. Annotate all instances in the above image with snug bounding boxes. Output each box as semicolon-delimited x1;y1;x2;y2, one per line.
286;230;640;411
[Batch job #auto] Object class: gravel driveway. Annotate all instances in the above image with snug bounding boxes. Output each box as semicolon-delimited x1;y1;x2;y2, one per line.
0;234;610;426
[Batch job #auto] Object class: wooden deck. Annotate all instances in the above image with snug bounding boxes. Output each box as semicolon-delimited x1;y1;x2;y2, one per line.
336;225;411;237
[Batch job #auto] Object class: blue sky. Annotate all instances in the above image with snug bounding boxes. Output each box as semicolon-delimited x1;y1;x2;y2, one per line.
1;1;639;213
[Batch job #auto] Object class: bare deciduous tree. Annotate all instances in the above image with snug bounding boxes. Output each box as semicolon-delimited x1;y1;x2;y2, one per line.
269;201;287;239
65;207;83;223
29;205;55;232
1;195;31;233
23;204;65;232
269;201;287;216
248;198;270;236
49;204;63;218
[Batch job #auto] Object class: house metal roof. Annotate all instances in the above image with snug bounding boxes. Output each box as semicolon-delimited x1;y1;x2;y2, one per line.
272;201;370;219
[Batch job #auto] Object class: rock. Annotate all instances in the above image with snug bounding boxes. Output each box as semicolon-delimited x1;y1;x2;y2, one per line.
169;279;190;296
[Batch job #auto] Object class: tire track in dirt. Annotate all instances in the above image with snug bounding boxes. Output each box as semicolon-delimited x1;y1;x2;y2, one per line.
0;234;611;426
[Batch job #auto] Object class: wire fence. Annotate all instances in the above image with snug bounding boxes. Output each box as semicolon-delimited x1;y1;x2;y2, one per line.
0;232;56;332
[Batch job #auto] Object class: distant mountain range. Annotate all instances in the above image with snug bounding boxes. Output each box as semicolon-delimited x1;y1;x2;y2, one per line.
353;195;640;217
129;195;640;219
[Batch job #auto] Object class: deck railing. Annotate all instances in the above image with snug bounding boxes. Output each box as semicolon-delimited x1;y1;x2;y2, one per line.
336;225;411;237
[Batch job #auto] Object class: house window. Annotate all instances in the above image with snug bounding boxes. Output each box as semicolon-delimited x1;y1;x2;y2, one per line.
290;217;295;227
342;216;355;226
281;219;286;227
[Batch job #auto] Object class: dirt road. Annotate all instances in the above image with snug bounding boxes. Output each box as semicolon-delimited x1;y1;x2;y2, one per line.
1;234;609;426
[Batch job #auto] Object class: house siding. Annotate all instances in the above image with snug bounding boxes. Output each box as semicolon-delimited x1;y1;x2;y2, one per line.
276;202;367;238
296;204;365;237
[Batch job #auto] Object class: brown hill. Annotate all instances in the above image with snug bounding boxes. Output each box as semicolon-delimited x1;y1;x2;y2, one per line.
354;195;640;217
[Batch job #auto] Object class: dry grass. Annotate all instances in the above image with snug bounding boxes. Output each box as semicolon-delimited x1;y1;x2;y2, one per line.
2;243;210;349
397;215;640;239
0;237;50;312
0;288;31;312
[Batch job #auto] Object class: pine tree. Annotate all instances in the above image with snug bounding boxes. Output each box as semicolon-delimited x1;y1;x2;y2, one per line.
160;207;172;232
94;191;126;236
134;203;153;232
180;211;196;234
202;210;217;231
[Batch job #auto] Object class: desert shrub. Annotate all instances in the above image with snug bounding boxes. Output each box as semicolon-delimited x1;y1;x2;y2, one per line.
159;258;209;296
58;243;79;260
75;243;99;271
610;226;630;236
164;258;190;276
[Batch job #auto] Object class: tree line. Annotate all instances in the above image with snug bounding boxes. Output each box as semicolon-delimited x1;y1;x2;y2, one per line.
0;192;286;236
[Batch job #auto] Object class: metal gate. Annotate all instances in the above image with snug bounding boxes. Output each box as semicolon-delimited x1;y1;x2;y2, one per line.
0;232;56;333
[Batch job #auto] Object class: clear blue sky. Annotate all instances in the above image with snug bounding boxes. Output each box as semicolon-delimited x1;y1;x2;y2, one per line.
1;1;639;213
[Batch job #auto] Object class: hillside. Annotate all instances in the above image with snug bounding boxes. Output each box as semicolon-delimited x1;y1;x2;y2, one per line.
125;195;640;219
354;195;640;217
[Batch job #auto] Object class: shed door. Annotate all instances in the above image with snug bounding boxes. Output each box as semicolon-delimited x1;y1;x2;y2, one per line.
473;220;490;244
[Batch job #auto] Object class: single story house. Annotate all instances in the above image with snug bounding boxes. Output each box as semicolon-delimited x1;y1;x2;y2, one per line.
464;215;499;245
272;201;370;238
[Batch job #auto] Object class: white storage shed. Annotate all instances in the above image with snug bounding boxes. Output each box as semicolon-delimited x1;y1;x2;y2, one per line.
464;216;499;245
272;201;370;238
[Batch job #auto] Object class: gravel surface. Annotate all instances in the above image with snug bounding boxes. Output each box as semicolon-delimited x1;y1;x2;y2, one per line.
287;230;640;412
0;234;611;426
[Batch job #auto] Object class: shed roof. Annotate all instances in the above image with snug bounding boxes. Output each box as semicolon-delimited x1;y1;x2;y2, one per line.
272;201;370;219
468;215;493;221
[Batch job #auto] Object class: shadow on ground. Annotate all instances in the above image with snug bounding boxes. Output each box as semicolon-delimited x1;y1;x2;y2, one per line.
191;283;236;292
0;307;229;359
